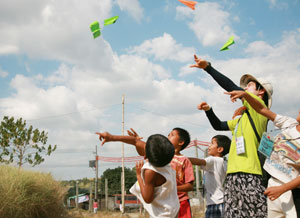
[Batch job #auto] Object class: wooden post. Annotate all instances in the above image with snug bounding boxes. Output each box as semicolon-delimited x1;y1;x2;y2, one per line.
121;94;125;213
76;181;79;209
105;178;108;210
89;181;93;212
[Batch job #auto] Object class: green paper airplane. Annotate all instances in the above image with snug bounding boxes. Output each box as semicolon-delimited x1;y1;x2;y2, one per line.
90;21;100;32
220;36;235;51
104;16;119;26
93;30;101;38
90;21;101;39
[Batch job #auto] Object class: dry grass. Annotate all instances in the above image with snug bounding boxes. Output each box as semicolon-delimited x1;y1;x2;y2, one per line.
0;165;68;218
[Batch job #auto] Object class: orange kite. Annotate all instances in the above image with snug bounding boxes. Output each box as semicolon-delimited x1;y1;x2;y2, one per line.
177;0;197;10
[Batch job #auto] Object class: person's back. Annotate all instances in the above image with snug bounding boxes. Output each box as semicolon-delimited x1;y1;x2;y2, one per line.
130;161;179;217
96;132;180;218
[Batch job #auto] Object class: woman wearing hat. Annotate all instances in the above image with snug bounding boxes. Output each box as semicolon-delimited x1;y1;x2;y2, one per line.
191;55;273;218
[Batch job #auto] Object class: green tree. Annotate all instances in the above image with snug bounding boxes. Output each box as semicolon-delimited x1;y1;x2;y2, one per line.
99;166;136;194
0;116;56;167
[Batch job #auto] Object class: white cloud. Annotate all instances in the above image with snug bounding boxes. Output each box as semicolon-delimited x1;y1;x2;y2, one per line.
129;33;196;62
0;67;8;78
0;44;19;55
266;0;289;10
0;0;115;71
116;0;144;22
180;2;238;46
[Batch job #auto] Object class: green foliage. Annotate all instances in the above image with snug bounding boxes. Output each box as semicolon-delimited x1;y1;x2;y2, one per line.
99;166;137;194
0;165;68;218
0;116;57;167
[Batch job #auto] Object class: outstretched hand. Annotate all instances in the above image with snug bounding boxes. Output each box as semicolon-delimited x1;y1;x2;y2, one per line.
232;106;247;119
190;54;209;69
197;102;211;111
95;132;113;145
224;90;245;102
127;128;143;140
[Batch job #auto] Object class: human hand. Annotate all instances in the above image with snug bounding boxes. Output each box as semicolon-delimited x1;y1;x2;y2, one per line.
232;106;247;119
127;128;143;140
95;132;113;145
136;160;144;177
190;54;209;69
264;185;286;201
224;90;245;103
197;102;211;111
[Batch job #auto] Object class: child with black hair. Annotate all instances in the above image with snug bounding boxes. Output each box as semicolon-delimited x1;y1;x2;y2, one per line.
96;132;179;218
128;127;195;218
169;128;195;218
189;135;231;218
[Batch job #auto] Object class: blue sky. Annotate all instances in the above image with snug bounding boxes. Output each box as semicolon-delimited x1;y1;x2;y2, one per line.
0;0;300;180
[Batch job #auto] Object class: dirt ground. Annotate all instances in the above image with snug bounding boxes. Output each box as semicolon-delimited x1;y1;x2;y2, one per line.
68;206;205;218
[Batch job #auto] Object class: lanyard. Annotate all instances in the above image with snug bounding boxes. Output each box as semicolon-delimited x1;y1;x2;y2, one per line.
234;118;243;139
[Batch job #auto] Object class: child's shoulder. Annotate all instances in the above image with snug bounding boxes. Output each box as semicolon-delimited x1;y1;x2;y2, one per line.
172;154;190;161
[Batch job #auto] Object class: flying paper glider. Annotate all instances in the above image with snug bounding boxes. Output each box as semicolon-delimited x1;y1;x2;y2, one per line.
220;36;235;51
177;0;197;10
90;21;101;39
104;16;119;26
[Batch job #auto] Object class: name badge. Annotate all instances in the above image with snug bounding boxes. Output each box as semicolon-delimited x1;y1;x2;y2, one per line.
236;136;245;154
258;132;274;158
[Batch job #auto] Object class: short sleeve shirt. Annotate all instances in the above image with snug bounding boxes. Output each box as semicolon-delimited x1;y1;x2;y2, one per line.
201;156;227;205
170;155;195;202
227;91;268;175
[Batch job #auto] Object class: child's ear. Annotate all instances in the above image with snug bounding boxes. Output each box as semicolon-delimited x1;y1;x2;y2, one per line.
258;88;266;96
217;146;224;155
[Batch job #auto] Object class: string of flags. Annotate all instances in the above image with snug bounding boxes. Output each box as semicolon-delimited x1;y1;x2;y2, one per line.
96;140;209;163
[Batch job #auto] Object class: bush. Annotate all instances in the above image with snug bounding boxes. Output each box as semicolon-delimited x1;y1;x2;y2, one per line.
0;165;68;218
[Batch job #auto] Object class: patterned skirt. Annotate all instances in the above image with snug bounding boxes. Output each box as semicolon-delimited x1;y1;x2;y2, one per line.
224;172;267;218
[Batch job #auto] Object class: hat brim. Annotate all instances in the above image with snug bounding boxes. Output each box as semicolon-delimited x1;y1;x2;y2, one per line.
240;74;272;108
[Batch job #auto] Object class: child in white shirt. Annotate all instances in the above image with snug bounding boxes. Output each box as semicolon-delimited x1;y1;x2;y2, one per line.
189;134;231;218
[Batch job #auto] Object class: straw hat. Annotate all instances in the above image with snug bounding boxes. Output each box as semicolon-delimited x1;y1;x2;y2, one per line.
240;74;273;108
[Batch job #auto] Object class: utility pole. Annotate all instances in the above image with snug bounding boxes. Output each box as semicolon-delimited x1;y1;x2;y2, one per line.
89;182;93;213
194;139;201;200
105;178;108;210
95;145;98;203
76;181;79;209
121;94;125;213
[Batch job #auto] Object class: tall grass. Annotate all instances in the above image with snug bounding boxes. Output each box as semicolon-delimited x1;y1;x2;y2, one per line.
0;165;68;218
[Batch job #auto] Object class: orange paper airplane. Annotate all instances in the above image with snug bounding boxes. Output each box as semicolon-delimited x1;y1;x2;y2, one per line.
177;0;197;10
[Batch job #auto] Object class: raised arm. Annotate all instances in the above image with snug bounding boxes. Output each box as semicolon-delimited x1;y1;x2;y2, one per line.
189;157;206;166
198;102;229;131
95;131;146;156
225;90;276;121
190;55;243;92
135;160;155;203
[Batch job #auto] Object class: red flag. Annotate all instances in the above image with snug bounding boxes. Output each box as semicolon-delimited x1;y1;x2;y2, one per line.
177;0;197;10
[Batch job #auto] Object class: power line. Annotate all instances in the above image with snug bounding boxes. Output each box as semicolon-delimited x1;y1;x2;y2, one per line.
26;103;121;122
